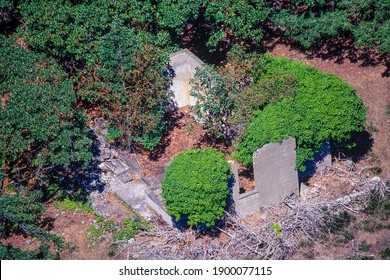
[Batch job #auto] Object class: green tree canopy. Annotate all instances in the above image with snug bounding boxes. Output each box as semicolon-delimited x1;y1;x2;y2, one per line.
4;0;390;59
156;0;203;34
190;45;270;143
272;0;390;53
0;191;64;259
78;25;172;150
0;36;92;189
205;0;270;48
17;0;156;65
190;64;237;142
235;56;366;170
162;148;231;227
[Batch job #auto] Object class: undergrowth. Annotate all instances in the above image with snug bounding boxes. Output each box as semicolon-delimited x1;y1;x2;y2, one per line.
86;215;151;251
53;197;94;214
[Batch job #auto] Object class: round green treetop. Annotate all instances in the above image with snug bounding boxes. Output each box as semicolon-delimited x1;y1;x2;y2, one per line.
162;148;231;228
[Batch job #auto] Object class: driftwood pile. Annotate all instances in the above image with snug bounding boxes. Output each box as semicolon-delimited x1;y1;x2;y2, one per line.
120;172;389;260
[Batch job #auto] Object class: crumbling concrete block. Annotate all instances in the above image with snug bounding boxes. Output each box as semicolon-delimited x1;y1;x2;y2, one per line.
253;137;299;206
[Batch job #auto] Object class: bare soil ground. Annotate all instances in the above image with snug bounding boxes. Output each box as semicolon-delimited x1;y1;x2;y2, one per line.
45;193;131;260
135;107;207;178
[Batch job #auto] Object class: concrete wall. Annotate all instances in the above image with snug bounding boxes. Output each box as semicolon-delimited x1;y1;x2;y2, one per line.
253;137;299;206
169;49;203;108
230;137;300;216
229;161;260;217
144;190;173;227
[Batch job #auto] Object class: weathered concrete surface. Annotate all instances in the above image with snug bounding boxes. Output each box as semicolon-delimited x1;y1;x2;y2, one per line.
253;137;299;206
109;177;154;221
169;49;203;108
104;159;127;175
145;189;173;226
230;161;260;217
118;152;142;176
236;191;261;217
117;170;133;183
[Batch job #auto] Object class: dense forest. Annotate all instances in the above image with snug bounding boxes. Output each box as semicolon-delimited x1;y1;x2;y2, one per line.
0;0;388;259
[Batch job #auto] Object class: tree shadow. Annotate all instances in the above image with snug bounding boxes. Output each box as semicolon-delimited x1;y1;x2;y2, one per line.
192;132;231;154
41;217;56;231
147;109;184;161
0;8;20;35
332;130;374;162
299;140;331;181
261;25;390;77
57;130;107;202
299;132;373;182
177;15;230;65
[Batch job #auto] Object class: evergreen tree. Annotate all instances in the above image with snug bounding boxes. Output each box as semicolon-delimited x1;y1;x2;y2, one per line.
81;25;172;150
0;36;92;192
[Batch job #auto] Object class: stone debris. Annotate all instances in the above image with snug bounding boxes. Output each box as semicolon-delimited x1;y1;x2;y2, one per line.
117;170;133;183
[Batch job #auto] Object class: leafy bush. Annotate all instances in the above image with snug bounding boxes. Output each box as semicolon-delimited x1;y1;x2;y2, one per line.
105;126;125;142
162;148;231;227
271;223;283;238
190;46;270;143
358;241;371;252
363;194;390;219
230;71;297;138
190;64;236;142
235;57;366;170
323;210;355;235
86;216;116;246
355;219;384;232
87;215;150;248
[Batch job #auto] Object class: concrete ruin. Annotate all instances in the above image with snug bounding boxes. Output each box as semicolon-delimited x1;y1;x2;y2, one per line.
232;137;300;217
169;49;204;108
253;137;299;206
230;161;262;217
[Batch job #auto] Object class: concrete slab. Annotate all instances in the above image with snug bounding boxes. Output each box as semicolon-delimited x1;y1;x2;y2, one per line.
110;178;154;221
253;137;299;206
169;49;204;108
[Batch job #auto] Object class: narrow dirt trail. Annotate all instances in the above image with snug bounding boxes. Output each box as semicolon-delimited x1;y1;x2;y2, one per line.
268;44;390;176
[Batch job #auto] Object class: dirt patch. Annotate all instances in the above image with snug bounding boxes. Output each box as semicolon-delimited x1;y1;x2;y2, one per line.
268;44;390;177
0;235;41;252
135;107;206;178
44;193;132;260
237;163;255;193
43;204;98;259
